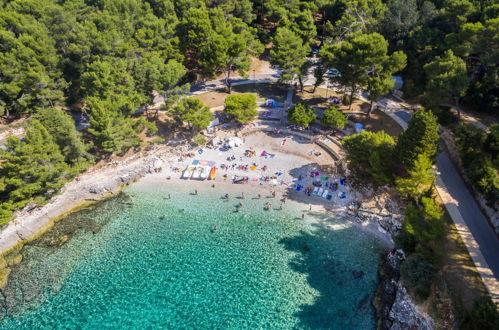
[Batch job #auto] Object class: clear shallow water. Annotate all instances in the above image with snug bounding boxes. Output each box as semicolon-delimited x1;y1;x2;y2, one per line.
0;182;385;329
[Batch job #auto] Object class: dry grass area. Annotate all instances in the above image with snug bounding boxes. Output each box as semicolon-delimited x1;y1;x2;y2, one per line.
214;56;273;80
192;83;288;108
349;110;405;137
441;213;488;311
293;86;369;113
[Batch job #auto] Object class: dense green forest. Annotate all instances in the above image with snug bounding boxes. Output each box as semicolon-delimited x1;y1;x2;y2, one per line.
0;0;497;223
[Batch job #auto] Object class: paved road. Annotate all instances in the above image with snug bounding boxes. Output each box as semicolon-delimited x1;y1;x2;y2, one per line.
389;108;499;280
436;152;499;278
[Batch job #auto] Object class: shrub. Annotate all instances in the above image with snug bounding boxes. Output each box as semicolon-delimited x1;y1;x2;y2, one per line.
401;257;437;300
320;106;347;129
431;105;458;126
461;296;499;330
224;94;258;124
288;103;316;127
399;199;445;264
193;133;207;146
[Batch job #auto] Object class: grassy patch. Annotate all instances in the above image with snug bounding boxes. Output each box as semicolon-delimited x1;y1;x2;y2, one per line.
349;110;404;137
293;86;369;112
193;83;288;108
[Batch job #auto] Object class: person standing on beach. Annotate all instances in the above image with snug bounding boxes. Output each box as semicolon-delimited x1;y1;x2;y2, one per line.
257;194;261;199
309;204;312;211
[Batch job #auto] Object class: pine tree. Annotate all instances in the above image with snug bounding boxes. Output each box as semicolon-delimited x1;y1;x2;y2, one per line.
396;153;435;199
0;120;71;212
343;130;396;185
396;110;440;168
87;99;142;154
34;107;91;167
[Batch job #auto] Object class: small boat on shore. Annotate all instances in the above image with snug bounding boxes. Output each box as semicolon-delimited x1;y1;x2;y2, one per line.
181;166;195;179
200;166;211;180
192;166;203;180
209;166;217;180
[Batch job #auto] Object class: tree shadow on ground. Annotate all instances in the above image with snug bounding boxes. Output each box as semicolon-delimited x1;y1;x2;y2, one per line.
279;221;380;329
258;129;318;146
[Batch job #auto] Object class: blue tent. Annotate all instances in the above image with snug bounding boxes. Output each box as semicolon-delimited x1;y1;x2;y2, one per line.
392;76;403;90
354;123;364;133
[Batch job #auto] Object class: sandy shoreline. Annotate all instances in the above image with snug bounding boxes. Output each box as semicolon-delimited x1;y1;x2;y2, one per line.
0;131;394;259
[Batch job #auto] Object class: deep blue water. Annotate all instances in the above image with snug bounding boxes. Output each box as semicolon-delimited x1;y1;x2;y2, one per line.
0;182;385;329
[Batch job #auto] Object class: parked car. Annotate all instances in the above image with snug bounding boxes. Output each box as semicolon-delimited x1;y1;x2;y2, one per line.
326;68;341;77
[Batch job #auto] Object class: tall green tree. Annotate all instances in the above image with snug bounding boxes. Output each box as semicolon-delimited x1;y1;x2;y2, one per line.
288;103;317;127
171;97;213;132
320;106;347;129
334;0;387;38
87;99;143;154
343;130;396;185
396;153;435;199
320;32;405;111
33;108;91;167
200;13;263;92
270;27;309;91
82;58;146;114
424;50;469;120
366;51;407;114
0;11;65;117
0;120;72;213
224;94;258;124
396;110;440;168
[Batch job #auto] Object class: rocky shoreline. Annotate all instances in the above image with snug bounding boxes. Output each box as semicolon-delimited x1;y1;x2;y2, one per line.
375;249;434;330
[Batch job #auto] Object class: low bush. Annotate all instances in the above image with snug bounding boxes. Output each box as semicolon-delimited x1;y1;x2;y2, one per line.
453;124;498;208
431;105;458;126
401;256;437;301
461;296;499;330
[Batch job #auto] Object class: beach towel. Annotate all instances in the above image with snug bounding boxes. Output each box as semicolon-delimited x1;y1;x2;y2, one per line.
250;166;257;170
317;188;324;196
198;149;204;154
269;154;276;158
276;172;283;176
321;176;328;181
192;160;199;165
312;187;319;195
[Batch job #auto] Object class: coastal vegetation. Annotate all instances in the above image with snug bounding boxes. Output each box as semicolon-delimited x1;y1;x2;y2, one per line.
0;0;497;325
224;94;258;124
288;103;317;128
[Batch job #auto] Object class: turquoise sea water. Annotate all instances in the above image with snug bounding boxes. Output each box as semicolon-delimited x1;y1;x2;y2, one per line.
0;182;386;329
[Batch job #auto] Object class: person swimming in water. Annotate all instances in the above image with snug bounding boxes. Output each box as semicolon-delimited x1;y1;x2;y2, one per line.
225;193;230;199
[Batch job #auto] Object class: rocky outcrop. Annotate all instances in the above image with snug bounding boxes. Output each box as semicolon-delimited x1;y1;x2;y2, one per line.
376;250;434;330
